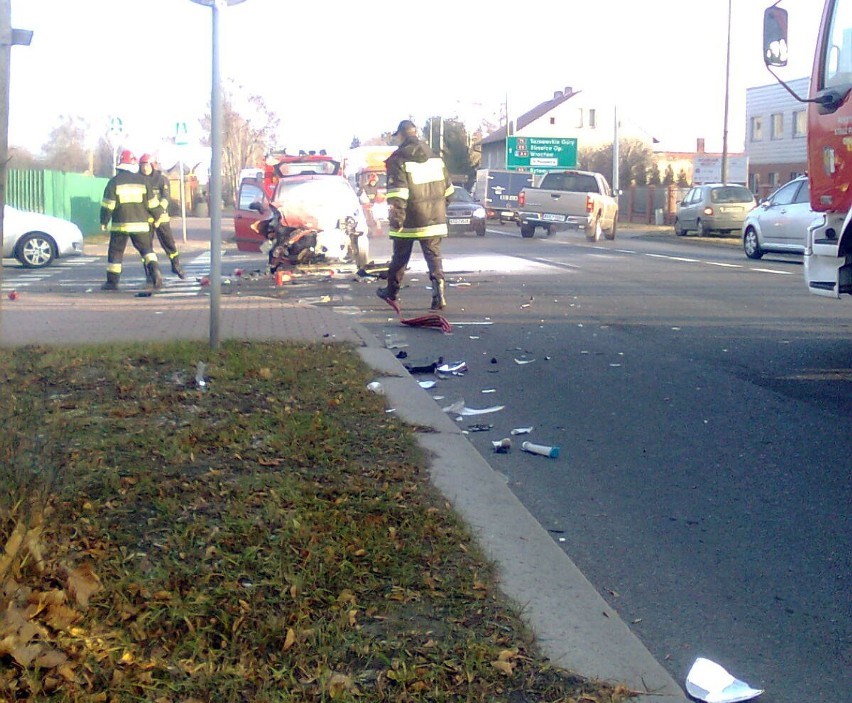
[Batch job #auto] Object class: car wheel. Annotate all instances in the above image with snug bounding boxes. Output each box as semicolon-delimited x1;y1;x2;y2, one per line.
546;224;557;237
16;232;56;268
520;223;535;238
604;217;617;240
674;218;687;236
743;227;764;259
586;214;602;241
696;219;708;237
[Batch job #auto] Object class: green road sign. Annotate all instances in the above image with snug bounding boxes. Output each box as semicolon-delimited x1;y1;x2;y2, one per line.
506;136;577;171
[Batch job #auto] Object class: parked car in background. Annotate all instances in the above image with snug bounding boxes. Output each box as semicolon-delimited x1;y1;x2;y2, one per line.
2;206;84;268
742;176;812;259
447;186;486;236
674;184;756;237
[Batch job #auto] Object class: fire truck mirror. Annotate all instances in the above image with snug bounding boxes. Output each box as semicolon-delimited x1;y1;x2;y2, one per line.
763;6;789;68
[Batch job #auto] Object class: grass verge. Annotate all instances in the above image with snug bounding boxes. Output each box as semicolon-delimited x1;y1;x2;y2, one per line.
0;341;635;702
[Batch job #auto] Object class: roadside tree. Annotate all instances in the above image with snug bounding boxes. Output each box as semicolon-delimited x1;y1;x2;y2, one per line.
200;81;279;205
40;115;90;173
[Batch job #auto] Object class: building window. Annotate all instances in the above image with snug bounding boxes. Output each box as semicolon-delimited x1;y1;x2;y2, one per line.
588;109;597;128
750;173;760;193
751;116;763;141
792;110;806;137
771;113;783;140
550;117;556;125
576;108;584;128
769;172;780;187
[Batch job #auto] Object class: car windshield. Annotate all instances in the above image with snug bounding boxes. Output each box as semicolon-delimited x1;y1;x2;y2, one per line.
710;186;754;203
450;187;473;203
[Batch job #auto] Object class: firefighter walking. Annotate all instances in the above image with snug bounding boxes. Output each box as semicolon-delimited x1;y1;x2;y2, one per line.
377;119;453;310
100;150;165;291
139;154;186;279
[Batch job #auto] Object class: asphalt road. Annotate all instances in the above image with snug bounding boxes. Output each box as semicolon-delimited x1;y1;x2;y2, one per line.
3;221;849;702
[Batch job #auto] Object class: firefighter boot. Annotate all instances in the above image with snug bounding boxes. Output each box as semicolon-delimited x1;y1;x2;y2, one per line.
430;279;446;311
101;272;120;291
170;254;186;279
376;286;398;303
146;261;164;290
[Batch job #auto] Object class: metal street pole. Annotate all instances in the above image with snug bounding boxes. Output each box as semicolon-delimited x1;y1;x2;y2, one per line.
190;0;246;350
0;1;32;341
721;0;732;184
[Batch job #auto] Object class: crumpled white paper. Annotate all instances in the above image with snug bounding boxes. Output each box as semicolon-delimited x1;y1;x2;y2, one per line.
685;657;764;703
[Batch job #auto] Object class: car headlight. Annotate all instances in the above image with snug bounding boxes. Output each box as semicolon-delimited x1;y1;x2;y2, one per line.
473;207;486;219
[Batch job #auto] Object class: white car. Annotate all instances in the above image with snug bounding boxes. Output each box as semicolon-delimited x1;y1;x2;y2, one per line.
2;206;84;268
742;176;812;259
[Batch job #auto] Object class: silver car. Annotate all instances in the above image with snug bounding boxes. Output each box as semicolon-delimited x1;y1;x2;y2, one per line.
674;184;756;237
2;206;85;268
742;176;812;259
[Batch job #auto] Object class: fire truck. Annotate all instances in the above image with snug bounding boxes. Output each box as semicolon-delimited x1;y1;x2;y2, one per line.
764;1;852;297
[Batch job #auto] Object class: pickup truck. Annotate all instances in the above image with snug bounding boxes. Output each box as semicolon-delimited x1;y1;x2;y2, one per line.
517;169;618;241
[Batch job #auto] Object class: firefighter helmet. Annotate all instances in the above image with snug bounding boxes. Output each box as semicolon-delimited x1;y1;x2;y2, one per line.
139;153;153;165
118;149;137;165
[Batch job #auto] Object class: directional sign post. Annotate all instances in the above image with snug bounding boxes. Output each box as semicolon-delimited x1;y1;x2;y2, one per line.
175;121;189;242
506;136;577;172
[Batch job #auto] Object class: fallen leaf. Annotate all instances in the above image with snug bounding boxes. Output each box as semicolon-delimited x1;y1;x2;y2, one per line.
283;628;296;651
65;564;101;607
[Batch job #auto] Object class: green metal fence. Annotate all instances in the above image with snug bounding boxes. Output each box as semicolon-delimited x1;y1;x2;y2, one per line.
6;169;109;236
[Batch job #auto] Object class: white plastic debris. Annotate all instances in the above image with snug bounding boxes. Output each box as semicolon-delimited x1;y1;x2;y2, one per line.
491;438;512;453
418;380;437;389
195;362;208;390
366;381;384;395
514;358;535;365
441;399;505;416
685;658;764;703
510;427;534;435
436;361;468;376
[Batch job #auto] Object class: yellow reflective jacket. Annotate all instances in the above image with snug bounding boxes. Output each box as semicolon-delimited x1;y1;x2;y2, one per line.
100;169;163;234
385;137;453;239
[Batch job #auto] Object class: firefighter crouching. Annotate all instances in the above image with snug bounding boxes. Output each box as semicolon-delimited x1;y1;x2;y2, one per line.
100;150;166;291
139;153;186;279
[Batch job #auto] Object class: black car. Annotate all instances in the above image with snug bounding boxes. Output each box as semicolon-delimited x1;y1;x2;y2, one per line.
447;186;486;237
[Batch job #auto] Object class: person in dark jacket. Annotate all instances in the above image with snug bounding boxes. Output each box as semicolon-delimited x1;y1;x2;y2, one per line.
139;154;186;279
377;119;453;310
100;150;165;290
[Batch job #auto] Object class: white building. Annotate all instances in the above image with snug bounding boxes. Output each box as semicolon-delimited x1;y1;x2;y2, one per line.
744;77;809;197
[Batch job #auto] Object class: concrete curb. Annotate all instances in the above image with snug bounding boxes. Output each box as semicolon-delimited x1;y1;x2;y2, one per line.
358;347;689;701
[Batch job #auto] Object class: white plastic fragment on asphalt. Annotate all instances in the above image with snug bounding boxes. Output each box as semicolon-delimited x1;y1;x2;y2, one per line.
441;399;505;416
514;358;535;365
510;427;533;435
418;380;437;389
685;658;764;703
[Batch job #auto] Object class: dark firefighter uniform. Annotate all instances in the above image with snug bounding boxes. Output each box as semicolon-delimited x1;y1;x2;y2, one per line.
380;120;453;310
100;164;165;290
140;155;185;278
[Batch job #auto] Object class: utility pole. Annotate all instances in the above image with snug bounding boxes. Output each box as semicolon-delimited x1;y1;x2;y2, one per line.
721;0;732;184
0;0;33;334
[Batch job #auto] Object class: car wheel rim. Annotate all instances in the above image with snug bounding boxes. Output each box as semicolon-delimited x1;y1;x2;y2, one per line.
22;238;52;266
745;232;756;255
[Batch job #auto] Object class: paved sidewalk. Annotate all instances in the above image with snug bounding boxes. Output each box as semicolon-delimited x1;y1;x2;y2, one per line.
0;244;689;702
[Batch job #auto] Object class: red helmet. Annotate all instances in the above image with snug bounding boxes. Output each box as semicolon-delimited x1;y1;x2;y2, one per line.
118;149;137;165
139;153;153;165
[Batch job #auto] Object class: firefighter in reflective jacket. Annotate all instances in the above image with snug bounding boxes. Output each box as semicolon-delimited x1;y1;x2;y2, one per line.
139;154;186;279
377;119;453;310
100;150;165;290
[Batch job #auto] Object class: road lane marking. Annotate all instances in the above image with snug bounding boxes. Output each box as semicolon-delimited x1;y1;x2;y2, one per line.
751;267;795;275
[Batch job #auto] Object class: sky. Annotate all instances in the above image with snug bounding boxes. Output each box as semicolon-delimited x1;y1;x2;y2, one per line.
7;0;822;162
